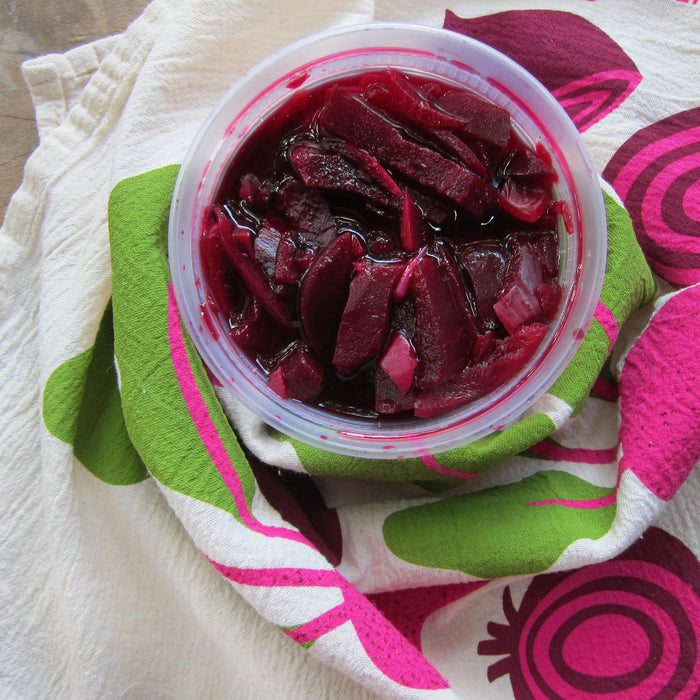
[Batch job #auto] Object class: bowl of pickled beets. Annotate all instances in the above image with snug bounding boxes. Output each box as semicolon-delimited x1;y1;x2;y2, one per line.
169;23;607;459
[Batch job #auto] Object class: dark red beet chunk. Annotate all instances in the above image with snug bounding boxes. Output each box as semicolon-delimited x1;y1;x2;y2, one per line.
230;298;290;354
436;88;511;152
201;68;563;420
290;140;401;210
414;323;548;418
499;179;550;223
375;366;415;414
503;132;557;182
432;129;489;178
277;179;337;248
493;232;560;333
363;68;466;132
254;217;285;277
299;232;364;360
435;242;480;357
379;331;418;395
333;260;405;376
274;232;313;285
215;207;295;328
268;343;325;402
200;221;245;320
336;141;403;198
400;190;428;252
319;87;498;218
410;251;472;389
459;240;508;331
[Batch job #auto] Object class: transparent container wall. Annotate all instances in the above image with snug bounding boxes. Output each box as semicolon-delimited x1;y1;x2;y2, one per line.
169;23;607;459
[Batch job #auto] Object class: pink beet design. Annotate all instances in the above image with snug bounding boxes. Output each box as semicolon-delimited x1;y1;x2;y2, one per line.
617;284;700;501
444;9;642;133
478;527;700;698
214;561;451;691
602;107;700;286
368;581;489;651
201;68;563;419
169;288;447;690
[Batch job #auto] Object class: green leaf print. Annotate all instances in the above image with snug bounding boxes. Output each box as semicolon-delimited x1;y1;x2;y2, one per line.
107;165;256;518
43;301;149;485
383;471;616;578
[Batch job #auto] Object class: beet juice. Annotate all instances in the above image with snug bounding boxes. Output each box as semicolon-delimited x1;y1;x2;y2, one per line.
200;67;563;419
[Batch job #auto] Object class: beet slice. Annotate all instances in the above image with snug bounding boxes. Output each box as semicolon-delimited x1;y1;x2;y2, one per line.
487;322;549;383
390;299;417;339
230;298;289;353
410;250;471;389
332;140;403;198
362;67;466;131
400;190;428;252
493;284;544;335
276;179;337;248
333;260;405;375
238;172;271;207
502;131;557;183
471;330;496;364
431;129;489;178
493;232;561;333
436;88;511;152
525;230;560;279
289;141;401;210
458;240;508;331
375;367;415;414
493;240;544;334
200;221;246;320
215;207;295;328
318;87;498;218
379;331;418;395
362;70;490;179
274;232;314;285
537;280;563;321
498;179;551;223
254;217;285;277
435;242;480;360
393;248;427;302
414;323;548;418
268;343;325;402
406;188;454;226
299;232;364;360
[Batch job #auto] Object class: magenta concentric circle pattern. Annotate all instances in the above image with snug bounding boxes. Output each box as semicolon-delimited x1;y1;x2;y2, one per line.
603;108;700;286
479;528;700;699
520;567;700;698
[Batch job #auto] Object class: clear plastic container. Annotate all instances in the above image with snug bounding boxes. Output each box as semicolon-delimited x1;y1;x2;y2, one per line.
168;22;607;459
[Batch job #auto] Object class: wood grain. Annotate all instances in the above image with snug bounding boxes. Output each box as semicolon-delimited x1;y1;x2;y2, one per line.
0;0;150;222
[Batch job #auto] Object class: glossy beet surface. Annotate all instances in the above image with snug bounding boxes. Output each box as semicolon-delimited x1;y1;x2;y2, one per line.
200;68;563;419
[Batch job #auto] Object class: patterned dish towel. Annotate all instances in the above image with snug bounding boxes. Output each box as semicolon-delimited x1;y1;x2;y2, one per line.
2;1;699;698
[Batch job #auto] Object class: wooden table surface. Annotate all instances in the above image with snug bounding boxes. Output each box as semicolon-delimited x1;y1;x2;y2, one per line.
0;0;150;222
